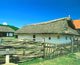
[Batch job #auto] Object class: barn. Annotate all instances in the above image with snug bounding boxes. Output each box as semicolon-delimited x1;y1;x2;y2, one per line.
15;17;79;44
0;26;15;37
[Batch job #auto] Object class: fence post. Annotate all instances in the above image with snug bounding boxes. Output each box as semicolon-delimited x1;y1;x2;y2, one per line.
78;44;80;52
77;39;80;52
71;37;74;53
42;42;45;59
77;43;79;52
23;40;26;56
0;38;3;43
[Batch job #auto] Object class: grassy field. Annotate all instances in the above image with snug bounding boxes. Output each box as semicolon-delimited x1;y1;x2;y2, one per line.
19;53;80;65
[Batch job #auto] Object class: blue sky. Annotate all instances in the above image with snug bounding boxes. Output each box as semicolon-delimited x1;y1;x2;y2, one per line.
0;0;80;28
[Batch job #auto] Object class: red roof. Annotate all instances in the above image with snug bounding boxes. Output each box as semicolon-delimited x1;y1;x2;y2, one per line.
73;20;80;29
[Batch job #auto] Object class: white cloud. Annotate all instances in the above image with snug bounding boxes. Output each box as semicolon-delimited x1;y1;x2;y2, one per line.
3;22;8;25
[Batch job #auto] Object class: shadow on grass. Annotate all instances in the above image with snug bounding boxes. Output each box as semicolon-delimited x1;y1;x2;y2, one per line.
0;57;19;65
0;52;78;65
18;58;44;65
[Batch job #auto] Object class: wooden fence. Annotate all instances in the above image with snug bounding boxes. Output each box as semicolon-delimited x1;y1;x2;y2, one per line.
15;40;80;61
1;38;80;62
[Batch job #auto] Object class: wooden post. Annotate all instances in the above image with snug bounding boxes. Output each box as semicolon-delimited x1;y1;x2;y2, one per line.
23;41;26;56
77;39;79;52
42;38;45;59
60;47;63;55
5;49;10;64
6;55;10;64
42;42;45;59
71;37;74;53
78;44;80;52
0;38;3;43
0;38;1;43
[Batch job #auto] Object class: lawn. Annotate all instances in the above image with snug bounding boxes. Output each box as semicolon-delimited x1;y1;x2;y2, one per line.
19;53;80;65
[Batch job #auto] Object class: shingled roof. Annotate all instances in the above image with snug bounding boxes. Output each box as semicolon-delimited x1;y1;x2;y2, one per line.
16;17;78;35
0;26;15;32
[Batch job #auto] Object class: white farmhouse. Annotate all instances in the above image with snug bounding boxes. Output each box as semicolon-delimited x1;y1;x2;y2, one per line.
15;17;78;44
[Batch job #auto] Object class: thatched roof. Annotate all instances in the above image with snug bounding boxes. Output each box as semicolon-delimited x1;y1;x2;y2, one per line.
16;17;79;35
0;26;15;32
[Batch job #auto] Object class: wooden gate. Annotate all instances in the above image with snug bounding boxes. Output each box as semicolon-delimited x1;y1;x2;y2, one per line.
43;41;80;59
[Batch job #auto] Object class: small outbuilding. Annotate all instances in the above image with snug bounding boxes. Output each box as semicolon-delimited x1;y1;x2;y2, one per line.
0;26;15;37
16;17;79;44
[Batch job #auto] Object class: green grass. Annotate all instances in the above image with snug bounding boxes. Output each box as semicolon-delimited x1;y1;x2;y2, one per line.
19;53;80;65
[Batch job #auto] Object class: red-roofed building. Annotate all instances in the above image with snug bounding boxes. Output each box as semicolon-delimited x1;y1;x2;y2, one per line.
73;20;80;34
73;20;80;29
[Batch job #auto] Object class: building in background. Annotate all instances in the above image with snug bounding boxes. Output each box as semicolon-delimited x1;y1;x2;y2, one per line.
0;26;15;37
73;20;80;34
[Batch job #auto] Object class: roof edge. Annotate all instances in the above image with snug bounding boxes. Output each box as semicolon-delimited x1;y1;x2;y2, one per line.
24;17;71;26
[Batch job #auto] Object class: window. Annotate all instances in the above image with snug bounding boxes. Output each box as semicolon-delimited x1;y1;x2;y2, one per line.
33;35;36;41
65;37;67;40
33;35;35;38
49;37;51;40
9;33;13;36
57;35;60;39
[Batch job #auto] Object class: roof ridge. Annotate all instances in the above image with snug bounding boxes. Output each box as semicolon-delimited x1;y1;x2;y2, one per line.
24;17;70;26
